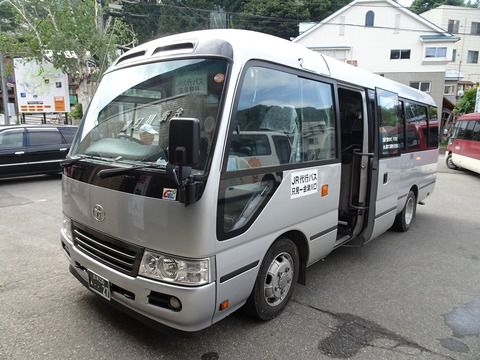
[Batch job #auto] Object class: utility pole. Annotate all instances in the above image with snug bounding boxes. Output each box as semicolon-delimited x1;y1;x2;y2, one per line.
0;52;10;125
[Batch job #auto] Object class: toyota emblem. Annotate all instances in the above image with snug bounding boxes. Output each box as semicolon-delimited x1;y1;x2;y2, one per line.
92;204;105;222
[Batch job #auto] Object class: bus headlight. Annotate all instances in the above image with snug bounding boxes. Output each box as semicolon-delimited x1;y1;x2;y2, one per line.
139;250;210;286
62;215;72;241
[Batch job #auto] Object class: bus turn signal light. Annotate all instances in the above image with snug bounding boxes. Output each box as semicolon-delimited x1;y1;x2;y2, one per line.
219;300;230;311
321;184;329;197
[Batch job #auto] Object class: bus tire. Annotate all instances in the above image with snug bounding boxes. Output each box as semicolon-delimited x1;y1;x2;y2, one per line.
392;190;417;232
446;153;458;170
245;238;299;320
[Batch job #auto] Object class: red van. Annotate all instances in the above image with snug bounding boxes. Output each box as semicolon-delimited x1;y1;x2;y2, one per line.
446;112;480;174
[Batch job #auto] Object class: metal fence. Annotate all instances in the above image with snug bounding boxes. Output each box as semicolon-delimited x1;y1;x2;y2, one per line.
16;113;77;125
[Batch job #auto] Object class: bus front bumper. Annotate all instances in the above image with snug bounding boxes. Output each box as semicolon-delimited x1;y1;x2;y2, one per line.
61;231;216;332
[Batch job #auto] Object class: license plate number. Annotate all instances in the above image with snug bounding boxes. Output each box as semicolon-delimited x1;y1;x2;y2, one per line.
88;270;111;300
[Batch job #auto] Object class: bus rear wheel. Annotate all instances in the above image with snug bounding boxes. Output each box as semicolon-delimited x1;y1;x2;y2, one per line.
392;190;417;232
446;153;458;170
245;238;299;320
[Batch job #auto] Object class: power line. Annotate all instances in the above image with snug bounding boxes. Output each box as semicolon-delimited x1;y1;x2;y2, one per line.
126;1;479;22
123;2;476;34
123;6;473;36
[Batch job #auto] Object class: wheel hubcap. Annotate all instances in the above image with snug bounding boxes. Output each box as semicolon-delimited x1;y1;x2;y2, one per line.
405;196;415;225
264;252;294;307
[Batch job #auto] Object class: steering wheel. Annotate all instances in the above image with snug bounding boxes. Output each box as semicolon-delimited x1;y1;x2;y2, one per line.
117;133;143;144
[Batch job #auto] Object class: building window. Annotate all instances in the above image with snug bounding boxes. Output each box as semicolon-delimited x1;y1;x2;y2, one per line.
444;85;455;95
365;11;374;27
471;22;480;35
390;49;411;59
467;50;479;64
425;47;447;58
448;19;459;34
451;49;456;62
410;81;431;93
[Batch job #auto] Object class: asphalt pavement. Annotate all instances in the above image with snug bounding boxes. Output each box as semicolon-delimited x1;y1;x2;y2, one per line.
0;155;479;360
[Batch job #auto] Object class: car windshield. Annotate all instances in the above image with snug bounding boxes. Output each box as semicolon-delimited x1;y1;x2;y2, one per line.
70;58;228;173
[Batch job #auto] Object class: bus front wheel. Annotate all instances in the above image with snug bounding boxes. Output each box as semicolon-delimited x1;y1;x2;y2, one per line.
245;238;299;320
446;153;458;170
392;190;417;232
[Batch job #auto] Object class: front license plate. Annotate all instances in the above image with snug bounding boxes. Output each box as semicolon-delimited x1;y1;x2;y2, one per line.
88;270;111;300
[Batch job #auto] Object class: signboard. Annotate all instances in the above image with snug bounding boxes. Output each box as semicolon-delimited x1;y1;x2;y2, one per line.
475;88;480;113
14;59;70;113
290;169;319;199
173;72;207;96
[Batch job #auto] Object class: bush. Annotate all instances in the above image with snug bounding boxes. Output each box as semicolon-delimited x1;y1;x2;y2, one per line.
454;87;478;115
69;104;83;119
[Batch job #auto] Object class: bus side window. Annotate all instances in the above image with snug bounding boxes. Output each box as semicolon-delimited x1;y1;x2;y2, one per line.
427;106;439;148
377;88;401;157
472;121;480;141
405;101;428;151
464;121;476;140
398;100;406;151
227;66;335;170
456;121;468;139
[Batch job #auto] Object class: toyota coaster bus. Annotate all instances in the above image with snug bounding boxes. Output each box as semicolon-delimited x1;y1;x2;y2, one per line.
61;30;439;331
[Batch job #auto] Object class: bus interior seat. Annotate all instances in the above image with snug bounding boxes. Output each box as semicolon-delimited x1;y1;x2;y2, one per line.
261;105;298;134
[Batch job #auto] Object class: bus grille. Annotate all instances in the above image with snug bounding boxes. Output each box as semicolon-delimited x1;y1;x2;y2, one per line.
72;223;143;276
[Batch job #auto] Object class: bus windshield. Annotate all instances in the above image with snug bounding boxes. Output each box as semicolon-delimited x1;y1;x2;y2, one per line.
70;58;228;174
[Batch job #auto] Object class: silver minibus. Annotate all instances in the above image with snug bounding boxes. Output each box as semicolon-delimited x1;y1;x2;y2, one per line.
61;30;438;331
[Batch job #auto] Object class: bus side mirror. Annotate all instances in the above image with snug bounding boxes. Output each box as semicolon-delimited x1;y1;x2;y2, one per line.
168;117;200;166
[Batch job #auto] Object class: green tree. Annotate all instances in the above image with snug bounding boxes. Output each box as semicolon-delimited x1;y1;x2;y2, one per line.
0;1;18;33
0;0;137;109
120;0;354;43
465;0;480;8
238;0;309;39
226;0;351;39
123;0;217;44
304;0;351;21
454;87;478;115
410;0;465;14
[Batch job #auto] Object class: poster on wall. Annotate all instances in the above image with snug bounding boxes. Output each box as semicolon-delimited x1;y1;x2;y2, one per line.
14;59;70;113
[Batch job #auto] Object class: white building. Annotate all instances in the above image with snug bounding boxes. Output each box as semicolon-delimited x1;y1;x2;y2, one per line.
420;5;480;104
293;0;459;117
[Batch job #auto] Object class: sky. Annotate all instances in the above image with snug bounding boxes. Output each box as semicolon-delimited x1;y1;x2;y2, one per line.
398;0;414;6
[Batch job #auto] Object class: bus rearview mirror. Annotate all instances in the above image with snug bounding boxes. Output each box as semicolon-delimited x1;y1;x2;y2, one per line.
168;117;200;166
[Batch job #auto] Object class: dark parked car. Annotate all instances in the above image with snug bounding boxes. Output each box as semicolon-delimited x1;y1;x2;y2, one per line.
0;125;78;178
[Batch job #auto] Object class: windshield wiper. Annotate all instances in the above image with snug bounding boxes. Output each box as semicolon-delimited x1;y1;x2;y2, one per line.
96;164;164;179
61;154;118;167
61;155;89;167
